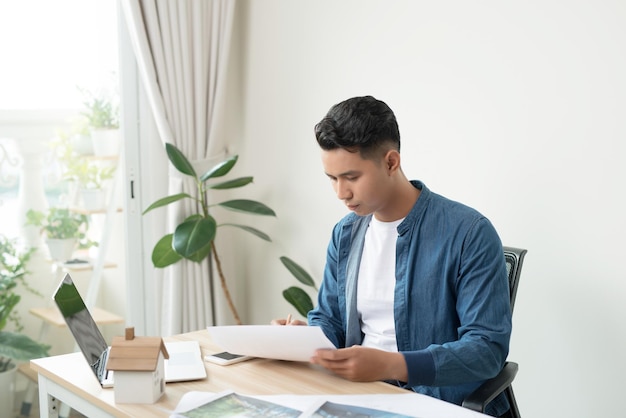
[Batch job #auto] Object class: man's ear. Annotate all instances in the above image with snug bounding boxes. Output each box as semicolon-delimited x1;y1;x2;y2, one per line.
384;150;401;173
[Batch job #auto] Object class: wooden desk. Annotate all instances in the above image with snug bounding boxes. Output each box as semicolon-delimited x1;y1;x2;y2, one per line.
31;330;487;418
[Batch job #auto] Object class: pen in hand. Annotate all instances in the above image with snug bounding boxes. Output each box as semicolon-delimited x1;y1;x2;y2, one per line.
286;314;292;325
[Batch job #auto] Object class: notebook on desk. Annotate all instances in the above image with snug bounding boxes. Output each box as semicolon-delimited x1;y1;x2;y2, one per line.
53;273;207;387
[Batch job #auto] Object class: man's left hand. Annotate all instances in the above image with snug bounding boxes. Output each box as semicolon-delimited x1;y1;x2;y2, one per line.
310;345;408;382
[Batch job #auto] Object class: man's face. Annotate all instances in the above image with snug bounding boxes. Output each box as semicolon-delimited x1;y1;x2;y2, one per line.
321;148;392;217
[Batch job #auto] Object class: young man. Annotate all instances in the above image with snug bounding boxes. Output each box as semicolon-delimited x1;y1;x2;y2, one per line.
287;96;512;417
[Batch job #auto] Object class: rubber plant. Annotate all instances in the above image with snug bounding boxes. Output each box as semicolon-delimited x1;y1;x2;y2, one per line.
143;143;276;325
280;256;318;318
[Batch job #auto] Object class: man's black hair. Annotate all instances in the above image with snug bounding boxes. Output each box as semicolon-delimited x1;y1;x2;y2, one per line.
314;95;400;160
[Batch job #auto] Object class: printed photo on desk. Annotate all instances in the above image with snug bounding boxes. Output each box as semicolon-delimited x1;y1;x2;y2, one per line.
171;391;419;418
311;401;416;418
172;391;301;417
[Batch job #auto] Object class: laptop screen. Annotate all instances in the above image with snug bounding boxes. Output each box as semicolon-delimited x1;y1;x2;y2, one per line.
53;273;110;384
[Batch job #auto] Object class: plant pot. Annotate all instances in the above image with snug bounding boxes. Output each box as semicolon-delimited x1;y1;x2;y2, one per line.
91;128;120;157
0;362;17;418
70;133;94;156
80;188;107;211
45;238;77;261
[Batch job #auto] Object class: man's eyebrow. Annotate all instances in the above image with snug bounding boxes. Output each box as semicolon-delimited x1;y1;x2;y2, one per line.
325;170;360;179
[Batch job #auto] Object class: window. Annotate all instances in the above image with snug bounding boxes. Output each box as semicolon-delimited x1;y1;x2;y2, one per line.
0;0;119;237
0;0;118;110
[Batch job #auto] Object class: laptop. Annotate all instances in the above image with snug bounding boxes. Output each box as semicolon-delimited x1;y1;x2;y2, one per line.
53;273;207;387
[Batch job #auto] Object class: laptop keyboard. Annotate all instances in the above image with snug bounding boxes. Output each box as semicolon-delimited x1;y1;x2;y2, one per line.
92;349;109;380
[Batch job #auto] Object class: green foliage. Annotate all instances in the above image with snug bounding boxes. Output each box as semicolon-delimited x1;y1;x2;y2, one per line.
52;131;115;189
0;332;50;370
0;234;50;371
143;143;276;268
79;87;119;129
280;256;318;318
25;208;95;249
64;159;115;190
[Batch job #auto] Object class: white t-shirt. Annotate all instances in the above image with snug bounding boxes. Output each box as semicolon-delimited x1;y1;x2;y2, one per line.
357;215;403;352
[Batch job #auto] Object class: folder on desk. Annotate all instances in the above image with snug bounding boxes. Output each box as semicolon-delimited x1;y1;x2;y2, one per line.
207;325;336;362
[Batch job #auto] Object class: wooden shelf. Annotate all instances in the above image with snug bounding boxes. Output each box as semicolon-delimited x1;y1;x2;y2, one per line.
29;306;124;327
82;154;119;161
59;259;117;271
45;257;117;271
69;207;123;215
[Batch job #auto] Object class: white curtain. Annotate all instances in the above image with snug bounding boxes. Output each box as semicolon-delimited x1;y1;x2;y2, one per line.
121;0;235;335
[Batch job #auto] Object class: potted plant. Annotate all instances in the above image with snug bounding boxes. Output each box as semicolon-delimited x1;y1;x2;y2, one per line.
24;208;94;261
64;159;115;210
53;120;93;157
143;143;276;325
0;234;50;415
79;87;120;157
52;131;115;210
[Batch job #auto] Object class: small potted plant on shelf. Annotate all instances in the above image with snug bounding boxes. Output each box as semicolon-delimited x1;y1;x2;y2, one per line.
54;119;93;157
52;132;116;210
0;234;50;413
79;87;120;157
24;208;95;261
64;159;115;211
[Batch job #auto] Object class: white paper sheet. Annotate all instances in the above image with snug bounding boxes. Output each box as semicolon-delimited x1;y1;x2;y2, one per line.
206;325;336;362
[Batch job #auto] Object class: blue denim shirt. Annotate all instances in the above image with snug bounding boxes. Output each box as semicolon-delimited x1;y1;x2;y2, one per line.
308;181;511;416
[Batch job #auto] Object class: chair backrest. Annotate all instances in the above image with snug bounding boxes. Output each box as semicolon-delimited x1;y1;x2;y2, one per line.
503;246;527;313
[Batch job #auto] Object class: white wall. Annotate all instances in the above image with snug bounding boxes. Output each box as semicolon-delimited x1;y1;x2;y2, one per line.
223;1;626;416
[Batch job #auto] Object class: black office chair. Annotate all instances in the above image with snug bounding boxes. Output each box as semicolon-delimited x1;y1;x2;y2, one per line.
462;246;527;418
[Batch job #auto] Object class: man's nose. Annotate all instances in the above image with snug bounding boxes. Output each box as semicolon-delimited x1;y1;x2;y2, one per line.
335;180;351;200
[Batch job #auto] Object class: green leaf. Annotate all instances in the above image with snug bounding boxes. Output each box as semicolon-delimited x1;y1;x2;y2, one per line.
152;234;183;268
186;241;212;263
209;176;253;190
184;213;203;222
0;331;50;362
220;224;272;242
142;193;193;215
283;287;314;317
218;199;276;216
25;209;45;226
166;143;197;178
0;294;20;330
280;256;317;288
200;155;238;182
173;216;217;257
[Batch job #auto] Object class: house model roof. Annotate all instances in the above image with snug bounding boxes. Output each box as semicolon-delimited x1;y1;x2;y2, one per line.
106;327;170;372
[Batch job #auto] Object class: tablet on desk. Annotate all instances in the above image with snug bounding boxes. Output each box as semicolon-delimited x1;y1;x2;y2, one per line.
204;351;253;366
206;325;335;362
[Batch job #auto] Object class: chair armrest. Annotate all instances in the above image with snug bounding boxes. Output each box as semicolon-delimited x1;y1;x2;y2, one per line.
462;361;518;412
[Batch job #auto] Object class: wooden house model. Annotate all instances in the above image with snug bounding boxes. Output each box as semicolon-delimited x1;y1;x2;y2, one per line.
106;327;169;404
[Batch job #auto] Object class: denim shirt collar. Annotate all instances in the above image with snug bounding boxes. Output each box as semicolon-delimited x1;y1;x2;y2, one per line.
397;180;429;236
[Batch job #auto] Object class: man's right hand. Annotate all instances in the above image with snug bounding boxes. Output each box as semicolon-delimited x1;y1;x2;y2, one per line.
270;317;307;326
